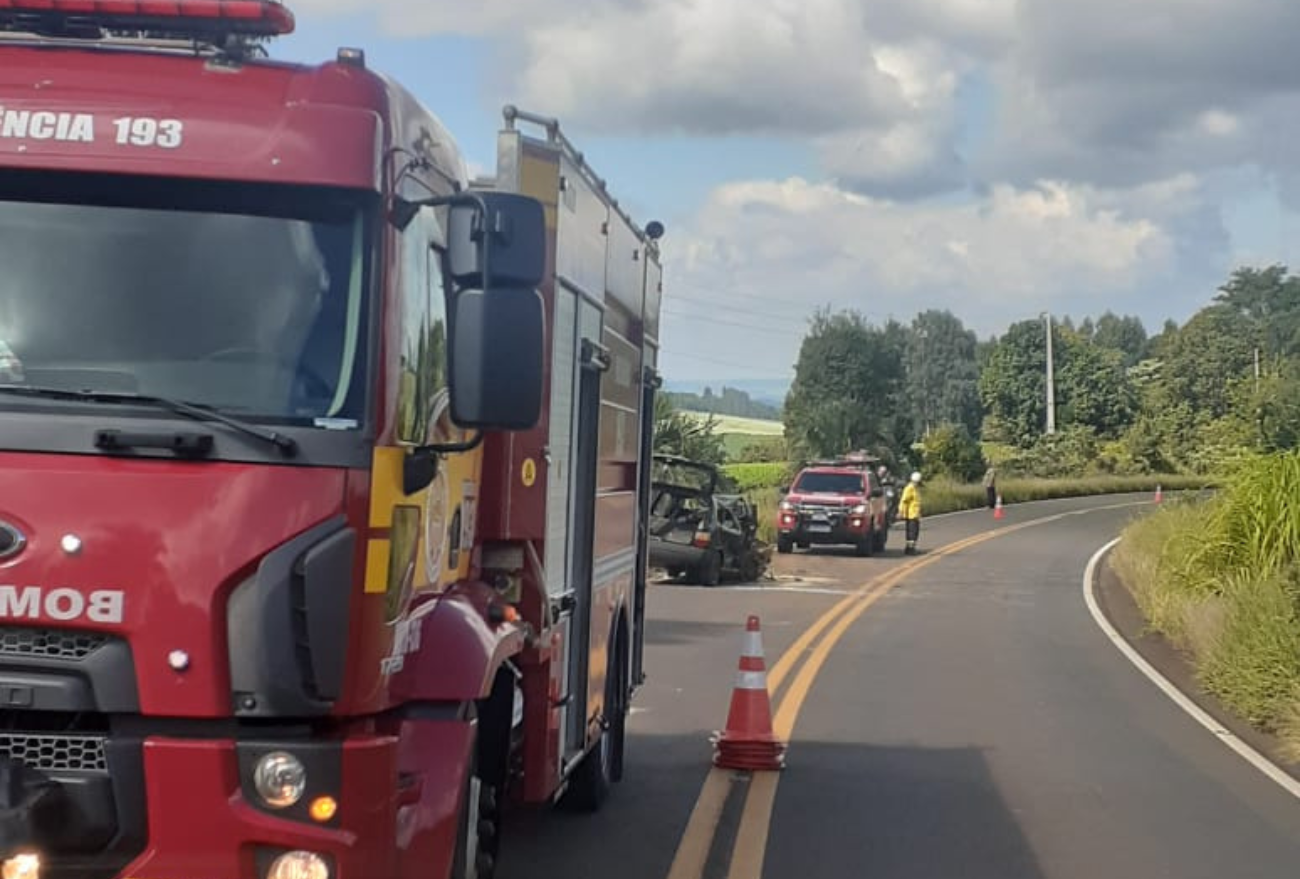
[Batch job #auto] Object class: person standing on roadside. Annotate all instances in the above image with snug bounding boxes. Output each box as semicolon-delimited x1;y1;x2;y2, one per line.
983;465;997;509
900;471;923;555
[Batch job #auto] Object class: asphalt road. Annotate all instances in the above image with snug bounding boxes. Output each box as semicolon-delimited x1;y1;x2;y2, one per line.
497;494;1300;879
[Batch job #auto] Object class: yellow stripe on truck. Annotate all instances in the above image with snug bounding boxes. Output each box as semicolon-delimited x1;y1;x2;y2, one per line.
365;537;393;594
368;446;406;528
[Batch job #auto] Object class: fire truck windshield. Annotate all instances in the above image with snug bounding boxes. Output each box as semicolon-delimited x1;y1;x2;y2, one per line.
0;171;371;427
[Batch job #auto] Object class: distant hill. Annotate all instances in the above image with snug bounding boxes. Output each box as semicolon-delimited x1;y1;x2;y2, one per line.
664;385;782;420
663;379;789;410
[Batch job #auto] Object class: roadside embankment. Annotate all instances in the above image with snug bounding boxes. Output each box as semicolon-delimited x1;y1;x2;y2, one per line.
1111;452;1300;762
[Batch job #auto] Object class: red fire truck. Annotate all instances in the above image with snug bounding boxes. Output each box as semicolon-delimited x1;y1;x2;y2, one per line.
0;3;665;878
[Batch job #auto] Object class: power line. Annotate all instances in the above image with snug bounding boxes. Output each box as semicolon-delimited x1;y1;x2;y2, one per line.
660;307;807;338
659;347;795;374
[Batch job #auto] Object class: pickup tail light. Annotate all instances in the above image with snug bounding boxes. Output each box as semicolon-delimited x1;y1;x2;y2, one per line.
692;532;711;548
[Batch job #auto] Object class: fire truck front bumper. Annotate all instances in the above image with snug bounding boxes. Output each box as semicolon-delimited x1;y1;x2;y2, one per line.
3;734;402;879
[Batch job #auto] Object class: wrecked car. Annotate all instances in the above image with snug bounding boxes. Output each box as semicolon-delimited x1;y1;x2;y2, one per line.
648;454;768;586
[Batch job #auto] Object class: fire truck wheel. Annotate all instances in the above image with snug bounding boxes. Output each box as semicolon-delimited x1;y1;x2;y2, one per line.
451;744;497;879
562;640;627;812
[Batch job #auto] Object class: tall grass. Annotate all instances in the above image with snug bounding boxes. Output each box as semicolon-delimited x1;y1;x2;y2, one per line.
1112;450;1300;759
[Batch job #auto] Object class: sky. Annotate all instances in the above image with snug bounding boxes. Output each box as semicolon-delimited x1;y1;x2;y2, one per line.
277;0;1300;388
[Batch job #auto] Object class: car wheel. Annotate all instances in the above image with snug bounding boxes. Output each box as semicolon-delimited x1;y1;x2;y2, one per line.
776;535;794;554
697;551;723;586
855;526;875;557
739;553;761;583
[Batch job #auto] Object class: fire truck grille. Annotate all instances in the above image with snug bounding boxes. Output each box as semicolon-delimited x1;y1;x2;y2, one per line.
0;732;108;772
0;626;111;660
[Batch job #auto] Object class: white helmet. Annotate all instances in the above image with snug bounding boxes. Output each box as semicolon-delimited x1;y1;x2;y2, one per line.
910;471;922;484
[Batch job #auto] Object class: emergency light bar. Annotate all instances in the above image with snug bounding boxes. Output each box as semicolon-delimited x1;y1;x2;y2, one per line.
0;0;295;37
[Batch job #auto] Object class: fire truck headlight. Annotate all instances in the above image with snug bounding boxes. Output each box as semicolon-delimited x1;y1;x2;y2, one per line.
267;851;330;879
2;852;40;879
253;751;307;809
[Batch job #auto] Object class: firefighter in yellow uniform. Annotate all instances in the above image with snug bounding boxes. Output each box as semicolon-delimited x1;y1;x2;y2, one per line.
899;471;922;555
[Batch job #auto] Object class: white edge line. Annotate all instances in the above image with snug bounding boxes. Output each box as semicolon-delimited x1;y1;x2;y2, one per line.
1083;538;1300;800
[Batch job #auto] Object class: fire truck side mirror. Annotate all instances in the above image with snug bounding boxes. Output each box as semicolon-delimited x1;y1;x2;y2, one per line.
448;285;544;430
447;192;546;289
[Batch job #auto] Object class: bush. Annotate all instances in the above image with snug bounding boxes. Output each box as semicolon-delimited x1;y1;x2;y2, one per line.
1112;449;1300;758
722;462;792;493
730;435;788;464
918;423;985;482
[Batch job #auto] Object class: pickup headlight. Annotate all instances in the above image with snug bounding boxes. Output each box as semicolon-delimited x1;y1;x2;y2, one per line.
779;501;794;512
851;504;868;515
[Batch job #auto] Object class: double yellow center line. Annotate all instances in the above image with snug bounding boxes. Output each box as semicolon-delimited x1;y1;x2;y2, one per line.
667;501;1147;879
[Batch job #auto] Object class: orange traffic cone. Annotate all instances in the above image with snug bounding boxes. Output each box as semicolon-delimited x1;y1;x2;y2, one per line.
993;494;1005;520
711;615;786;771
1154;483;1163;504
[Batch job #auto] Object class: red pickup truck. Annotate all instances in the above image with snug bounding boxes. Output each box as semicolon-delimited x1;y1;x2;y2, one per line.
776;457;890;556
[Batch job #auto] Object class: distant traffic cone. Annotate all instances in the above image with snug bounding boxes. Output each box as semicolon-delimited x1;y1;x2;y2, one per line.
993;494;1005;520
1154;483;1163;504
711;615;786;771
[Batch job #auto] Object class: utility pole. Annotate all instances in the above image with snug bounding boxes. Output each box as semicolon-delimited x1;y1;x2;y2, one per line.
1043;311;1056;435
1255;346;1261;392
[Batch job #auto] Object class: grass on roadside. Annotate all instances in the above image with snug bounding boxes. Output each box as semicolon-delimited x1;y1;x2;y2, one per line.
1111;451;1300;761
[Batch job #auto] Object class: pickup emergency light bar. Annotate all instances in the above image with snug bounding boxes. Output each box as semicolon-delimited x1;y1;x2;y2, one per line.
0;0;295;37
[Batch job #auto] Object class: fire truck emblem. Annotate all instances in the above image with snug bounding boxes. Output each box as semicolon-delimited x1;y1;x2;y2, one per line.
0;521;25;560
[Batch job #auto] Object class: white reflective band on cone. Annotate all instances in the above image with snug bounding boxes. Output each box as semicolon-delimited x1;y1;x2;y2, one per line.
734;670;768;690
741;631;765;658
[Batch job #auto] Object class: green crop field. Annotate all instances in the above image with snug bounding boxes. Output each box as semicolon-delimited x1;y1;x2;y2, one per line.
683;412;784;436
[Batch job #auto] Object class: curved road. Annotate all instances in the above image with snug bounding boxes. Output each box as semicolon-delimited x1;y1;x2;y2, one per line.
498;495;1300;879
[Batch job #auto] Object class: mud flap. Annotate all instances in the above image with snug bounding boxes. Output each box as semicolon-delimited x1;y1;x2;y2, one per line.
0;758;61;855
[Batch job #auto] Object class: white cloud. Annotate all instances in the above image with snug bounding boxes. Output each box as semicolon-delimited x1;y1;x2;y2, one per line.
290;0;1294;381
657;173;1226;377
683;175;1205;327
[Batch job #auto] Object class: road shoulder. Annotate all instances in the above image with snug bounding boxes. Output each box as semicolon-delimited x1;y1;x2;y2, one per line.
1095;544;1300;783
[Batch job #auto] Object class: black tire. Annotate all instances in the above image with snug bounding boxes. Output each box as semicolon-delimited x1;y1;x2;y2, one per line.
739;553;761;583
855;525;876;557
776;536;794;554
696;551;723;587
562;639;626;811
872;522;888;552
450;737;498;879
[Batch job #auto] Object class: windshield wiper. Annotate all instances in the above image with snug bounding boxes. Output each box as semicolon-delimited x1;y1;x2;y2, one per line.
0;385;298;457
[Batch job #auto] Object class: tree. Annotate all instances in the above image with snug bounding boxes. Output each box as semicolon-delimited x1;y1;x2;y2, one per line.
980;319;1138;446
665;386;781;420
904;309;982;436
979;319;1049;446
653;395;726;465
1214;264;1300;360
1090;312;1148;367
1057;330;1138;437
783;309;907;459
1156;305;1258;421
